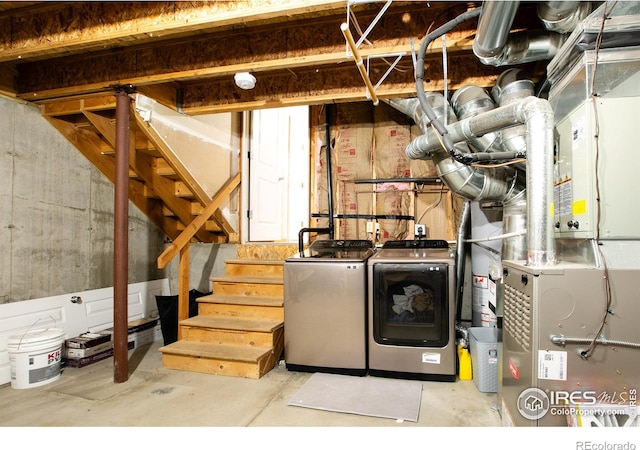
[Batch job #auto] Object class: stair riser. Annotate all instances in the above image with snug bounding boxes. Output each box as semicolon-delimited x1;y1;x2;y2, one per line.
180;326;280;348
161;353;266;379
198;303;284;321
236;244;298;260
159;251;287;379
225;264;283;277
214;282;283;298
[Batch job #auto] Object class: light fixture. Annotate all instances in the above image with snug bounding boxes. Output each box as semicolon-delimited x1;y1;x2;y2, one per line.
234;72;256;90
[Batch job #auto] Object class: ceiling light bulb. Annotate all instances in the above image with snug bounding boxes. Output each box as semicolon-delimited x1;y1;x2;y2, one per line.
234;72;256;90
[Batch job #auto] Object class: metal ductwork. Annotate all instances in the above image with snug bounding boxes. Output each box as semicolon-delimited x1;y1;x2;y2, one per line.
491;69;535;171
472;1;571;66
384;96;525;205
387;94;556;267
450;85;502;154
537;1;592;34
384;3;566;267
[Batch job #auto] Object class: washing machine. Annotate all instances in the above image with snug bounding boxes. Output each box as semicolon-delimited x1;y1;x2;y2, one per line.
283;239;374;376
367;239;457;381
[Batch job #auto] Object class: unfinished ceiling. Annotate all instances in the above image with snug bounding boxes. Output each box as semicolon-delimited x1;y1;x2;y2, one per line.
0;0;548;114
0;1;553;246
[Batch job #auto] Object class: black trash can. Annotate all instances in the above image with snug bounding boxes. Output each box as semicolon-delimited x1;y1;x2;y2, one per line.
155;289;211;345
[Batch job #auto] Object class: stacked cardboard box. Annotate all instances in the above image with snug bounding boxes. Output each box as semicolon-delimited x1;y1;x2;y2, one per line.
64;332;114;368
98;318;159;348
63;318;159;368
65;334;112;359
65;341;135;368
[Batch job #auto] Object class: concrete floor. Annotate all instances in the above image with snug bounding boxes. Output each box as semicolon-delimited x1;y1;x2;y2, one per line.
1;339;502;437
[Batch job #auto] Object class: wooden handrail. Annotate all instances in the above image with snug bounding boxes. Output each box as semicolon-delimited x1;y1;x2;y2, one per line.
157;172;241;269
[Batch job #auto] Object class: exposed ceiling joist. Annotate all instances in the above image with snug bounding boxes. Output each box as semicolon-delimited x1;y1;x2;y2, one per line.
1;1;546;113
0;0;348;63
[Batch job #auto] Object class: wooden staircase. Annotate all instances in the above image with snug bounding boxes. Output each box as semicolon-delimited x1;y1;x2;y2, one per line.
159;256;290;379
41;95;239;244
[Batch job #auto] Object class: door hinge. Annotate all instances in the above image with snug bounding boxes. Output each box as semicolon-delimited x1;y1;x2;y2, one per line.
247;210;253;219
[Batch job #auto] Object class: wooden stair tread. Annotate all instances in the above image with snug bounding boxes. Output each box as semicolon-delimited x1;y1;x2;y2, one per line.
181;315;283;332
211;275;283;285
159;341;270;363
198;294;283;307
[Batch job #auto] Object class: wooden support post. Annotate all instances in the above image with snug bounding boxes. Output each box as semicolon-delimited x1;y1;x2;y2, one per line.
177;244;190;340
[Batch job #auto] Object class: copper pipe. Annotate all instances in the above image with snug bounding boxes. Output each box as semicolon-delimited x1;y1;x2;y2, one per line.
114;88;131;383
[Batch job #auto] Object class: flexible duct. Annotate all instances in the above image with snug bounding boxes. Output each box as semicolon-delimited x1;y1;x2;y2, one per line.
472;1;565;66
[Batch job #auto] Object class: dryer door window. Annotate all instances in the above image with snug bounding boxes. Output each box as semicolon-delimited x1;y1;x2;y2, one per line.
372;263;449;347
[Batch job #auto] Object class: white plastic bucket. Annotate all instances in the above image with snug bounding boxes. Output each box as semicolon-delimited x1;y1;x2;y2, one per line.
8;328;65;389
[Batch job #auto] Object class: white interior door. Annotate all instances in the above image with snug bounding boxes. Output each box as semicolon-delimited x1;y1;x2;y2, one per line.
249;106;309;242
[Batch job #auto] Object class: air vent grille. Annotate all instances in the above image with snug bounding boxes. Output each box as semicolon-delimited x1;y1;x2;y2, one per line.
504;284;532;351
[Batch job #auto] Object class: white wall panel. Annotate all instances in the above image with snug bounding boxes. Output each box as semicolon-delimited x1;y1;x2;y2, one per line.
0;278;169;386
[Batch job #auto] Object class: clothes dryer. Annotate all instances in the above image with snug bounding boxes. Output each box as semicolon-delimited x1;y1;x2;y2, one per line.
367;239;457;381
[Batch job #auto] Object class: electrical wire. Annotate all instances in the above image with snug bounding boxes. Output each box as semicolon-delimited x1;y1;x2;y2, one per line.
430;117;525;169
416;181;445;223
471;158;527;169
581;1;617;360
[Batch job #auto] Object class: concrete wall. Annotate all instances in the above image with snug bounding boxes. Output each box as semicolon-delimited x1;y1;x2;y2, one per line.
0;96;167;303
166;243;238;294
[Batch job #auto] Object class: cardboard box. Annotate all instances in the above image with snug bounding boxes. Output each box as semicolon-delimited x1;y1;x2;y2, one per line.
64;340;134;368
98;317;159;338
64;340;113;359
65;332;112;349
129;326;158;348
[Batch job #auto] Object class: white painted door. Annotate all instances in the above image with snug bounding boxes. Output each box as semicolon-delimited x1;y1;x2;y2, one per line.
249;106;309;242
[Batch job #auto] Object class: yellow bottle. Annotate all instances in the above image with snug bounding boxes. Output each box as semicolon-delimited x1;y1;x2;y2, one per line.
458;343;472;380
